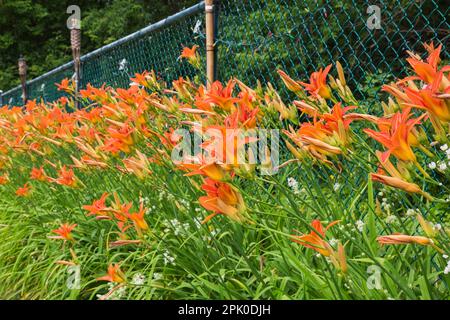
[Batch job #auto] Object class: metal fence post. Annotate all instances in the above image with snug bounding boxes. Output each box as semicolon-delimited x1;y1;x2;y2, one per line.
70;17;81;108
205;0;216;87
0;90;3;106
213;0;219;81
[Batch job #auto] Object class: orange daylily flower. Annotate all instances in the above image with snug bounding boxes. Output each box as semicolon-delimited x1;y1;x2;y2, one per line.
15;183;31;197
199;178;247;223
291;219;339;256
55;78;71;92
122;150;153;179
406;43;442;85
109;239;142;248
402;83;450;122
225;103;260;129
107;123;134;146
299;64;332;99
364;108;425;162
83;193;110;216
52;166;78;187
97;264;126;283
370;172;431;200
283;121;341;164
110;193;133;222
177;154;228;181
49;223;77;241
0;173;9;185
180;45;199;60
127;202;149;234
179;45;201;69
203;80;240;111
130;71;150;87
199;125;258;167
277;70;304;94
377;234;433;246
30;167;48;182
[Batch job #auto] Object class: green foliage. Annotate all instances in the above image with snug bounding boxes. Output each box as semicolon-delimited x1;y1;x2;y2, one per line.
0;0;198;90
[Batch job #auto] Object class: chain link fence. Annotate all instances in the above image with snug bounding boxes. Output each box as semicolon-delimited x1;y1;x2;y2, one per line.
1;0;449;107
0;2;205;106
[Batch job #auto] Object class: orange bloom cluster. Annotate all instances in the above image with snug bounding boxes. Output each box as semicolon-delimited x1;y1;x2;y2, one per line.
83;192;149;239
49;223;77;241
0;44;448;285
382;43;450;138
284;101;356;164
292;220;347;273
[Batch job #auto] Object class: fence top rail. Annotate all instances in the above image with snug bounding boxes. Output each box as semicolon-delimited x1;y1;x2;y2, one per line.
1;1;205;97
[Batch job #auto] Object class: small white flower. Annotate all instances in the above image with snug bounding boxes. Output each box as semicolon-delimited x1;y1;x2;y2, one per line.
162;250;175;265
406;208;417;217
355;220;364;232
131;273;146;285
328;238;338;247
444;261;450;275
443;254;449;259
378;192;384;197
99;283;127;300
428;162;436;169
385;215;397;224
382;202;391;210
287;177;300;194
333;183;340;191
440;144;448;151
433;223;442;232
153;272;163;280
438;162;447;171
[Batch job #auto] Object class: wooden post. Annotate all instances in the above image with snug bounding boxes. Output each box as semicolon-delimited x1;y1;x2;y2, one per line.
70;17;81;108
18;56;27;104
205;0;215;87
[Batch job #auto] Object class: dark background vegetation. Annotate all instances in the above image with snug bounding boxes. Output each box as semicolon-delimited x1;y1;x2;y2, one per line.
0;0;197;91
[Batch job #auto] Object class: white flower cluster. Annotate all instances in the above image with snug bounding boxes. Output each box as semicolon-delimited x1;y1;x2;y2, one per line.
328;238;338;247
158;190;175;202
194;215;203;229
153;272;163;280
443;255;450;275
385;215;398;224
131;273;146;285
163;250;176;265
428;144;450;171
380;197;392;211
141;196;150;206
287;177;300;194
96;283;127;300
355;220;364;232
163;218;190;236
178;198;190;208
433;223;442;232
406;208;420;217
